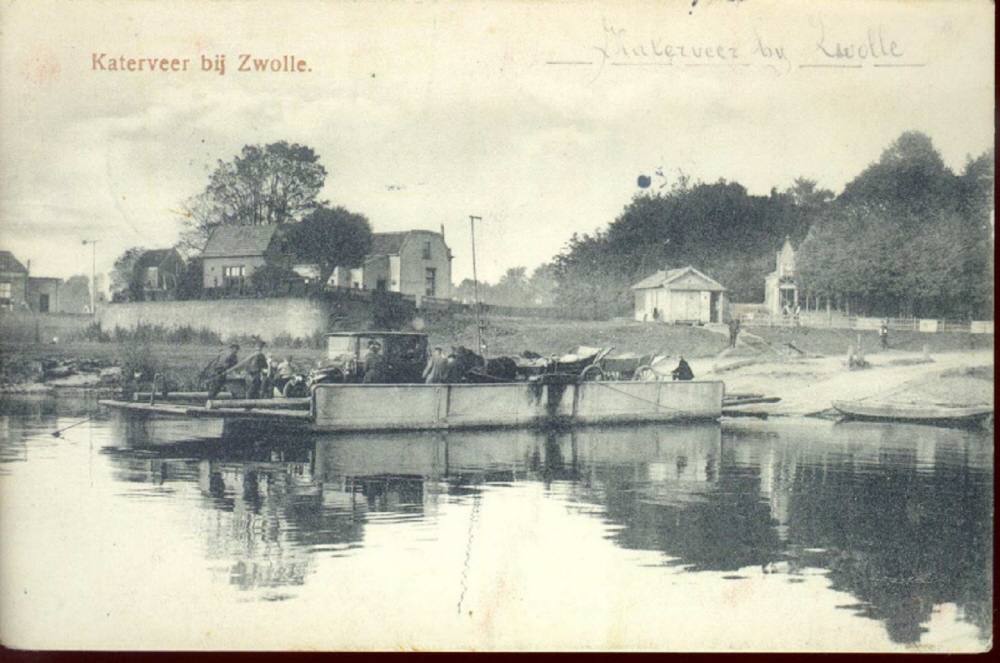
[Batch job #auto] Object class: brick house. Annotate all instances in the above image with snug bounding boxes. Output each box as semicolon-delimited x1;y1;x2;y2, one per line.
0;250;29;310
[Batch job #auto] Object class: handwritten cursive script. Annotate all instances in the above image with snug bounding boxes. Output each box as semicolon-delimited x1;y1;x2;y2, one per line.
594;18;740;73
816;21;904;60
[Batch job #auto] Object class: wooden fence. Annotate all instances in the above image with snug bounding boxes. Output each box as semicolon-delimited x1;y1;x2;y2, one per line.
741;311;993;334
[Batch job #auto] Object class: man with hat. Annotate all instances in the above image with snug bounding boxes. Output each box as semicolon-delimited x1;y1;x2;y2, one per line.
245;340;269;399
206;342;240;399
362;339;385;383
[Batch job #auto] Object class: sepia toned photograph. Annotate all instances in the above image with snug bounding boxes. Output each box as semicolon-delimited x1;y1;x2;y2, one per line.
0;0;993;652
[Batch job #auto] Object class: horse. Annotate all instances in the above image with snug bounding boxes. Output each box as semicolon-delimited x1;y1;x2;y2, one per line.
444;347;518;383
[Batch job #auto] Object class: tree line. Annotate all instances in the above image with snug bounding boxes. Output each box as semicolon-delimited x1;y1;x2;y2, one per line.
547;131;993;320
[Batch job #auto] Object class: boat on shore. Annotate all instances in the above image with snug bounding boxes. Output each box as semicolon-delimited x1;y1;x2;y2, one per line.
100;378;724;440
832;400;993;429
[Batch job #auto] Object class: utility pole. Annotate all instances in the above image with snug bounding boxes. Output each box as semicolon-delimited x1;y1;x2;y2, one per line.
82;239;98;315
469;215;486;356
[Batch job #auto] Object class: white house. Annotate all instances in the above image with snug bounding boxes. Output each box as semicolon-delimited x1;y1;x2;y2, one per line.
631;265;726;324
763;237;798;316
329;229;453;299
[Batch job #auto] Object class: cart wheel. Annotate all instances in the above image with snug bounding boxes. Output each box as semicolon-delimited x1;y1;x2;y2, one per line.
580;365;605;381
633;366;658;381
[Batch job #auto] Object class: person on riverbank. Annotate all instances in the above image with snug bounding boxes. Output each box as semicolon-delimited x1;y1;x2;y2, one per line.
728;317;741;349
207;343;239;399
423;346;448;383
671;357;694;381
879;322;890;350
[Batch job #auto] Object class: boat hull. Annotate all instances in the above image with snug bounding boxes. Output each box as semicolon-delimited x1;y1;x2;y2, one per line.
101;380;725;442
832;400;993;429
312;380;724;431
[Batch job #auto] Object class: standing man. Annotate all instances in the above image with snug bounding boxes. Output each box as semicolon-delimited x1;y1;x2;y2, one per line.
245;340;269;398
728;317;741;349
363;340;385;383
879;321;889;350
207;342;239;399
423;346;448;383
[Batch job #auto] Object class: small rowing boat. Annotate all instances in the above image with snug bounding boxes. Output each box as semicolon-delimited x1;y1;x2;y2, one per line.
832;400;993;428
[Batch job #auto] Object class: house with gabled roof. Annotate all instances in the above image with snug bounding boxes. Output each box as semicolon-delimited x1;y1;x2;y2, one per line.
0;250;64;312
330;229;453;299
201;225;291;294
630;265;726;324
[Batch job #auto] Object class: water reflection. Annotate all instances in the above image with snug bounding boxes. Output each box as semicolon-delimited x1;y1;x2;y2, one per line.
1;393;992;648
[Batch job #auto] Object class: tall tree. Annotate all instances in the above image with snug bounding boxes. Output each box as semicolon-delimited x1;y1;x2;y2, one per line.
180;141;327;250
797;133;992;318
786;177;834;210
286;206;373;288
493;267;531;306
110;247;147;302
552;231;632;319
527;263;559;307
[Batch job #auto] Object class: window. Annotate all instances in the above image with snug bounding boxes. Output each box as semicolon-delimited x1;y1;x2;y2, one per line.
222;266;245;290
145;266;159;289
422;241;432;260
425;268;437;297
0;282;11;309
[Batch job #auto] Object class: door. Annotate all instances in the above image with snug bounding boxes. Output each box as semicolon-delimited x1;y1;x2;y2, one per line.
683;291;700;321
39;294;49;313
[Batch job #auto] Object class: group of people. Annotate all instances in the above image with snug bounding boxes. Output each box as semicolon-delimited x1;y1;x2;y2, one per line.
361;341;465;384
205;340;298;399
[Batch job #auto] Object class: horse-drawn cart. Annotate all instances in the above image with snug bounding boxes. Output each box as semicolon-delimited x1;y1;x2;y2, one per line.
515;347;658;382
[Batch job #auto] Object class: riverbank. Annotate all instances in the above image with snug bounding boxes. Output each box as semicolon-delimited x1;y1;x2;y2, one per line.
689;349;994;417
1;319;993;417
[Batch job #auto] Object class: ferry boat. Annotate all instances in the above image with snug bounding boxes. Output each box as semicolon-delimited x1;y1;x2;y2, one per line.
100;378;725;439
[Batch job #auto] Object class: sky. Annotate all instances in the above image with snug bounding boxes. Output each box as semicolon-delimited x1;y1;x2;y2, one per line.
0;0;994;290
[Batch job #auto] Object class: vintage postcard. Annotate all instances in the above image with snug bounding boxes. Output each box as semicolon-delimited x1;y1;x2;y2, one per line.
0;0;993;652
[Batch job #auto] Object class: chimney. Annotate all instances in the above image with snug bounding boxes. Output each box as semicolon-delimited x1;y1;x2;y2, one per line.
440;224;445;241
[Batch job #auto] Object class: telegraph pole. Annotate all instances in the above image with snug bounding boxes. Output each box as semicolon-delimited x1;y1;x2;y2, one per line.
82;239;98;314
469;215;485;356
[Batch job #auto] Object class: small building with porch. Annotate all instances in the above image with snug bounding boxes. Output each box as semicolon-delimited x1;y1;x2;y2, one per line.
631;265;726;324
764;237;798;316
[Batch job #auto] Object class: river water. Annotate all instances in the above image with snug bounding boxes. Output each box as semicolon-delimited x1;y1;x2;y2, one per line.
0;392;992;651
